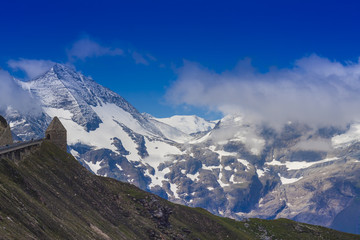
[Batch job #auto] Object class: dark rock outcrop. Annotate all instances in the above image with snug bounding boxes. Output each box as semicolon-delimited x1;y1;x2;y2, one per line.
0;115;13;146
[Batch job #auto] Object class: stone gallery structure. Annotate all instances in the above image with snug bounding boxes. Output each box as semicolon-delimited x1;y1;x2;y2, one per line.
0;115;67;161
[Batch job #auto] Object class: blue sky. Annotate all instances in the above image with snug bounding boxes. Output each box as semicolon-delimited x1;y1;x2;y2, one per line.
1;0;360;121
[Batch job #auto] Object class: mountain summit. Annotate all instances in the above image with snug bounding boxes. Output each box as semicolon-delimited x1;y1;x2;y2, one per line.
21;63;161;134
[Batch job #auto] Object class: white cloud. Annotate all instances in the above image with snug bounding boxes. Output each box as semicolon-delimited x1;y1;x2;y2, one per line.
166;55;360;128
132;51;149;65
67;37;124;60
146;54;157;62
0;70;41;115
293;138;333;152
8;59;55;79
131;51;159;65
68;36;159;66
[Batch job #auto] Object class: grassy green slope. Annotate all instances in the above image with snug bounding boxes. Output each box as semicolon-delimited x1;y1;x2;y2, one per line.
0;141;358;240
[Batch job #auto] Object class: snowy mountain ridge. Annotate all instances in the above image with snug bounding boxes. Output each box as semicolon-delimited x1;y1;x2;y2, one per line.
2;63;360;234
152;115;216;135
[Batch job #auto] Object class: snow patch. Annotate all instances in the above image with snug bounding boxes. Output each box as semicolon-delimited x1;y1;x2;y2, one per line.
238;159;251;170
70;149;80;158
170;182;179;198
266;157;340;170
224;166;232;171
256;168;269;177
278;173;303;184
154;115;215;135
218;170;230;187
202;165;220;171
229;174;243;184
145;139;182;188
9;119;26;128
85;160;103;174
116;164;123;171
187;172;199;181
266;159;283;166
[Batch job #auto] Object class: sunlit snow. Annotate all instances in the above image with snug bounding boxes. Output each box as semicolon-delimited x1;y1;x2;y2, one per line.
238;159;251;170
187;172;199;181
144;139;182;188
170;182;179;198
154;115;215;135
278;173;303;184
266;157;339;170
116;164;123;171
85;159;103;174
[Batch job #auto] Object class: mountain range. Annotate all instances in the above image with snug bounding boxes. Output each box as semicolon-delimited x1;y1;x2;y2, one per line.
2;141;358;239
2;63;360;235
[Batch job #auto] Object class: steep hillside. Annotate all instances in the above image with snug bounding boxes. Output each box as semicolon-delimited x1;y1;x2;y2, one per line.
0;142;358;240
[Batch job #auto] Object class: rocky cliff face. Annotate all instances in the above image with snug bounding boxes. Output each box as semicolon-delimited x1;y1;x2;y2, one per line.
2;64;360;234
0;115;13;146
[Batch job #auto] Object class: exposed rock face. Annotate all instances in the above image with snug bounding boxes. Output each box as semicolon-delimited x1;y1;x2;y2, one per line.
0;115;13;146
45;117;67;151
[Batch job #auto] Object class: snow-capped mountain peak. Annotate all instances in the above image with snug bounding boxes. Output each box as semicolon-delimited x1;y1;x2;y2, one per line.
20;63;163;136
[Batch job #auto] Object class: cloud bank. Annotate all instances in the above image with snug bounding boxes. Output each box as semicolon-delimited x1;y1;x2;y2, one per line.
166;55;360;128
67;37;124;61
0;70;41;115
8;59;55;79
